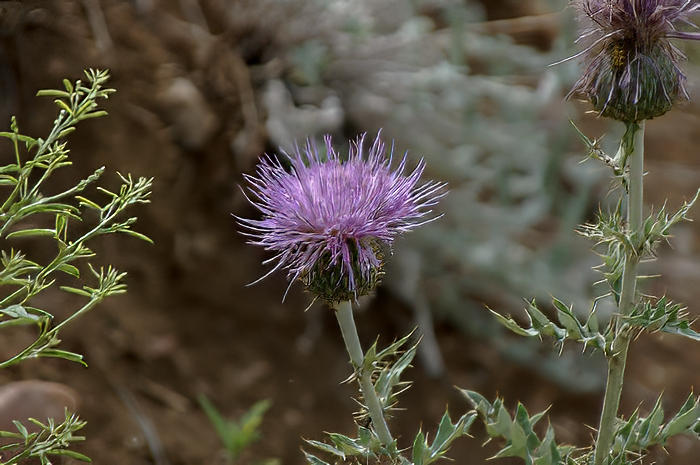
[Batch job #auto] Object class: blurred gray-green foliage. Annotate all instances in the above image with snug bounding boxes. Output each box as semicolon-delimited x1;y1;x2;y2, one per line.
258;0;609;391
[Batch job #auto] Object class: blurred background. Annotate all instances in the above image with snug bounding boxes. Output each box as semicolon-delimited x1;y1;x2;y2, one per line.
3;0;700;463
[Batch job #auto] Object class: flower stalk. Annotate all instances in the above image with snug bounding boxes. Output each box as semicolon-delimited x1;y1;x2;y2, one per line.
335;300;394;446
594;120;645;465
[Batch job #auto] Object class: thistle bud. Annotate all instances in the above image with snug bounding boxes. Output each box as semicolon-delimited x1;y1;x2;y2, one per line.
568;0;700;122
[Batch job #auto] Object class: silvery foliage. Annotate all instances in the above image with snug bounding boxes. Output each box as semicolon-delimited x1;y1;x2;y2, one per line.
259;0;606;390
0;70;152;464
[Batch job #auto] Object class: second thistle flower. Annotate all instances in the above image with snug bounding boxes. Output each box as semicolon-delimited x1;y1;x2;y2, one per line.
568;0;700;122
239;133;446;304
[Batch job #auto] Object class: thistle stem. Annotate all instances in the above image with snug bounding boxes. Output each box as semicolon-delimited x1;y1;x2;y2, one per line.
335;301;394;446
593;120;645;465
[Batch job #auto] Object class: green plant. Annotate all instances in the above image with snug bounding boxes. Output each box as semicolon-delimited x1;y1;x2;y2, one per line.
198;395;276;464
0;69;152;463
464;1;700;463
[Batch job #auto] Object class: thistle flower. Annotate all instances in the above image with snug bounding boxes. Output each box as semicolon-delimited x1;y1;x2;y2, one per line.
567;0;700;122
238;133;445;304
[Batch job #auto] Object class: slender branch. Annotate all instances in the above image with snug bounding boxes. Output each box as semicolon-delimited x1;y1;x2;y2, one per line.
335;301;394;446
594;120;645;465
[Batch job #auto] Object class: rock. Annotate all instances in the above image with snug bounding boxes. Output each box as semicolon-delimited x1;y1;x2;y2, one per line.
0;380;79;437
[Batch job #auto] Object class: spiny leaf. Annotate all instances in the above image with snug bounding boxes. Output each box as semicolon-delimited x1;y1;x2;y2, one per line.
328;433;370;457
463;390;575;463
306;440;345;459
412;430;426;465
661;394;700;438
303;451;331;465
428;412;475;459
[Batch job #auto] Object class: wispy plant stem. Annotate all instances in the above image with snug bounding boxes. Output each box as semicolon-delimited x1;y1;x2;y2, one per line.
594;120;645;465
335;301;394;446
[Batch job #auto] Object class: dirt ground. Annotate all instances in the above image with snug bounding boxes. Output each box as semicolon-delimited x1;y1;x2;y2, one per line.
4;1;700;464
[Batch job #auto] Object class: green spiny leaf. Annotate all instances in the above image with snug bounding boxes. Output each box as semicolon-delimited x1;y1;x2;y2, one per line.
553;299;584;341
328;433;368;457
490;309;541;338
661;394;700;438
306;440;345;459
461;389;492;415
412;430;427;465
303;451;331;465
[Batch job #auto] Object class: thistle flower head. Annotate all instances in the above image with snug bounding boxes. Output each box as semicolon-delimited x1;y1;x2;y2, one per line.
238;132;446;304
568;0;700;121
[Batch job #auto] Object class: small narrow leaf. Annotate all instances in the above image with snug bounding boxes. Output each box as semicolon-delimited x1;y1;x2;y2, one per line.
76;110;108;121
39;349;87;366
57;127;77;138
75;196;102;210
59;286;92;297
119;229;154;243
0;174;18;185
12;421;28;438
49;449;91;462
36;89;71;98
54;99;73;114
57;264;80;278
6;229;57;239
2;304;32;319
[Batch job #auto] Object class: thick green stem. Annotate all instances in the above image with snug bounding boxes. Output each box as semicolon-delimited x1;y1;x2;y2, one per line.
594;330;632;465
593;121;645;465
335;301;394;446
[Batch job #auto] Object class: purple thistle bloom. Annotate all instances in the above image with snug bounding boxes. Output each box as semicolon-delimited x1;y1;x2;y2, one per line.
567;0;700;121
238;132;446;303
